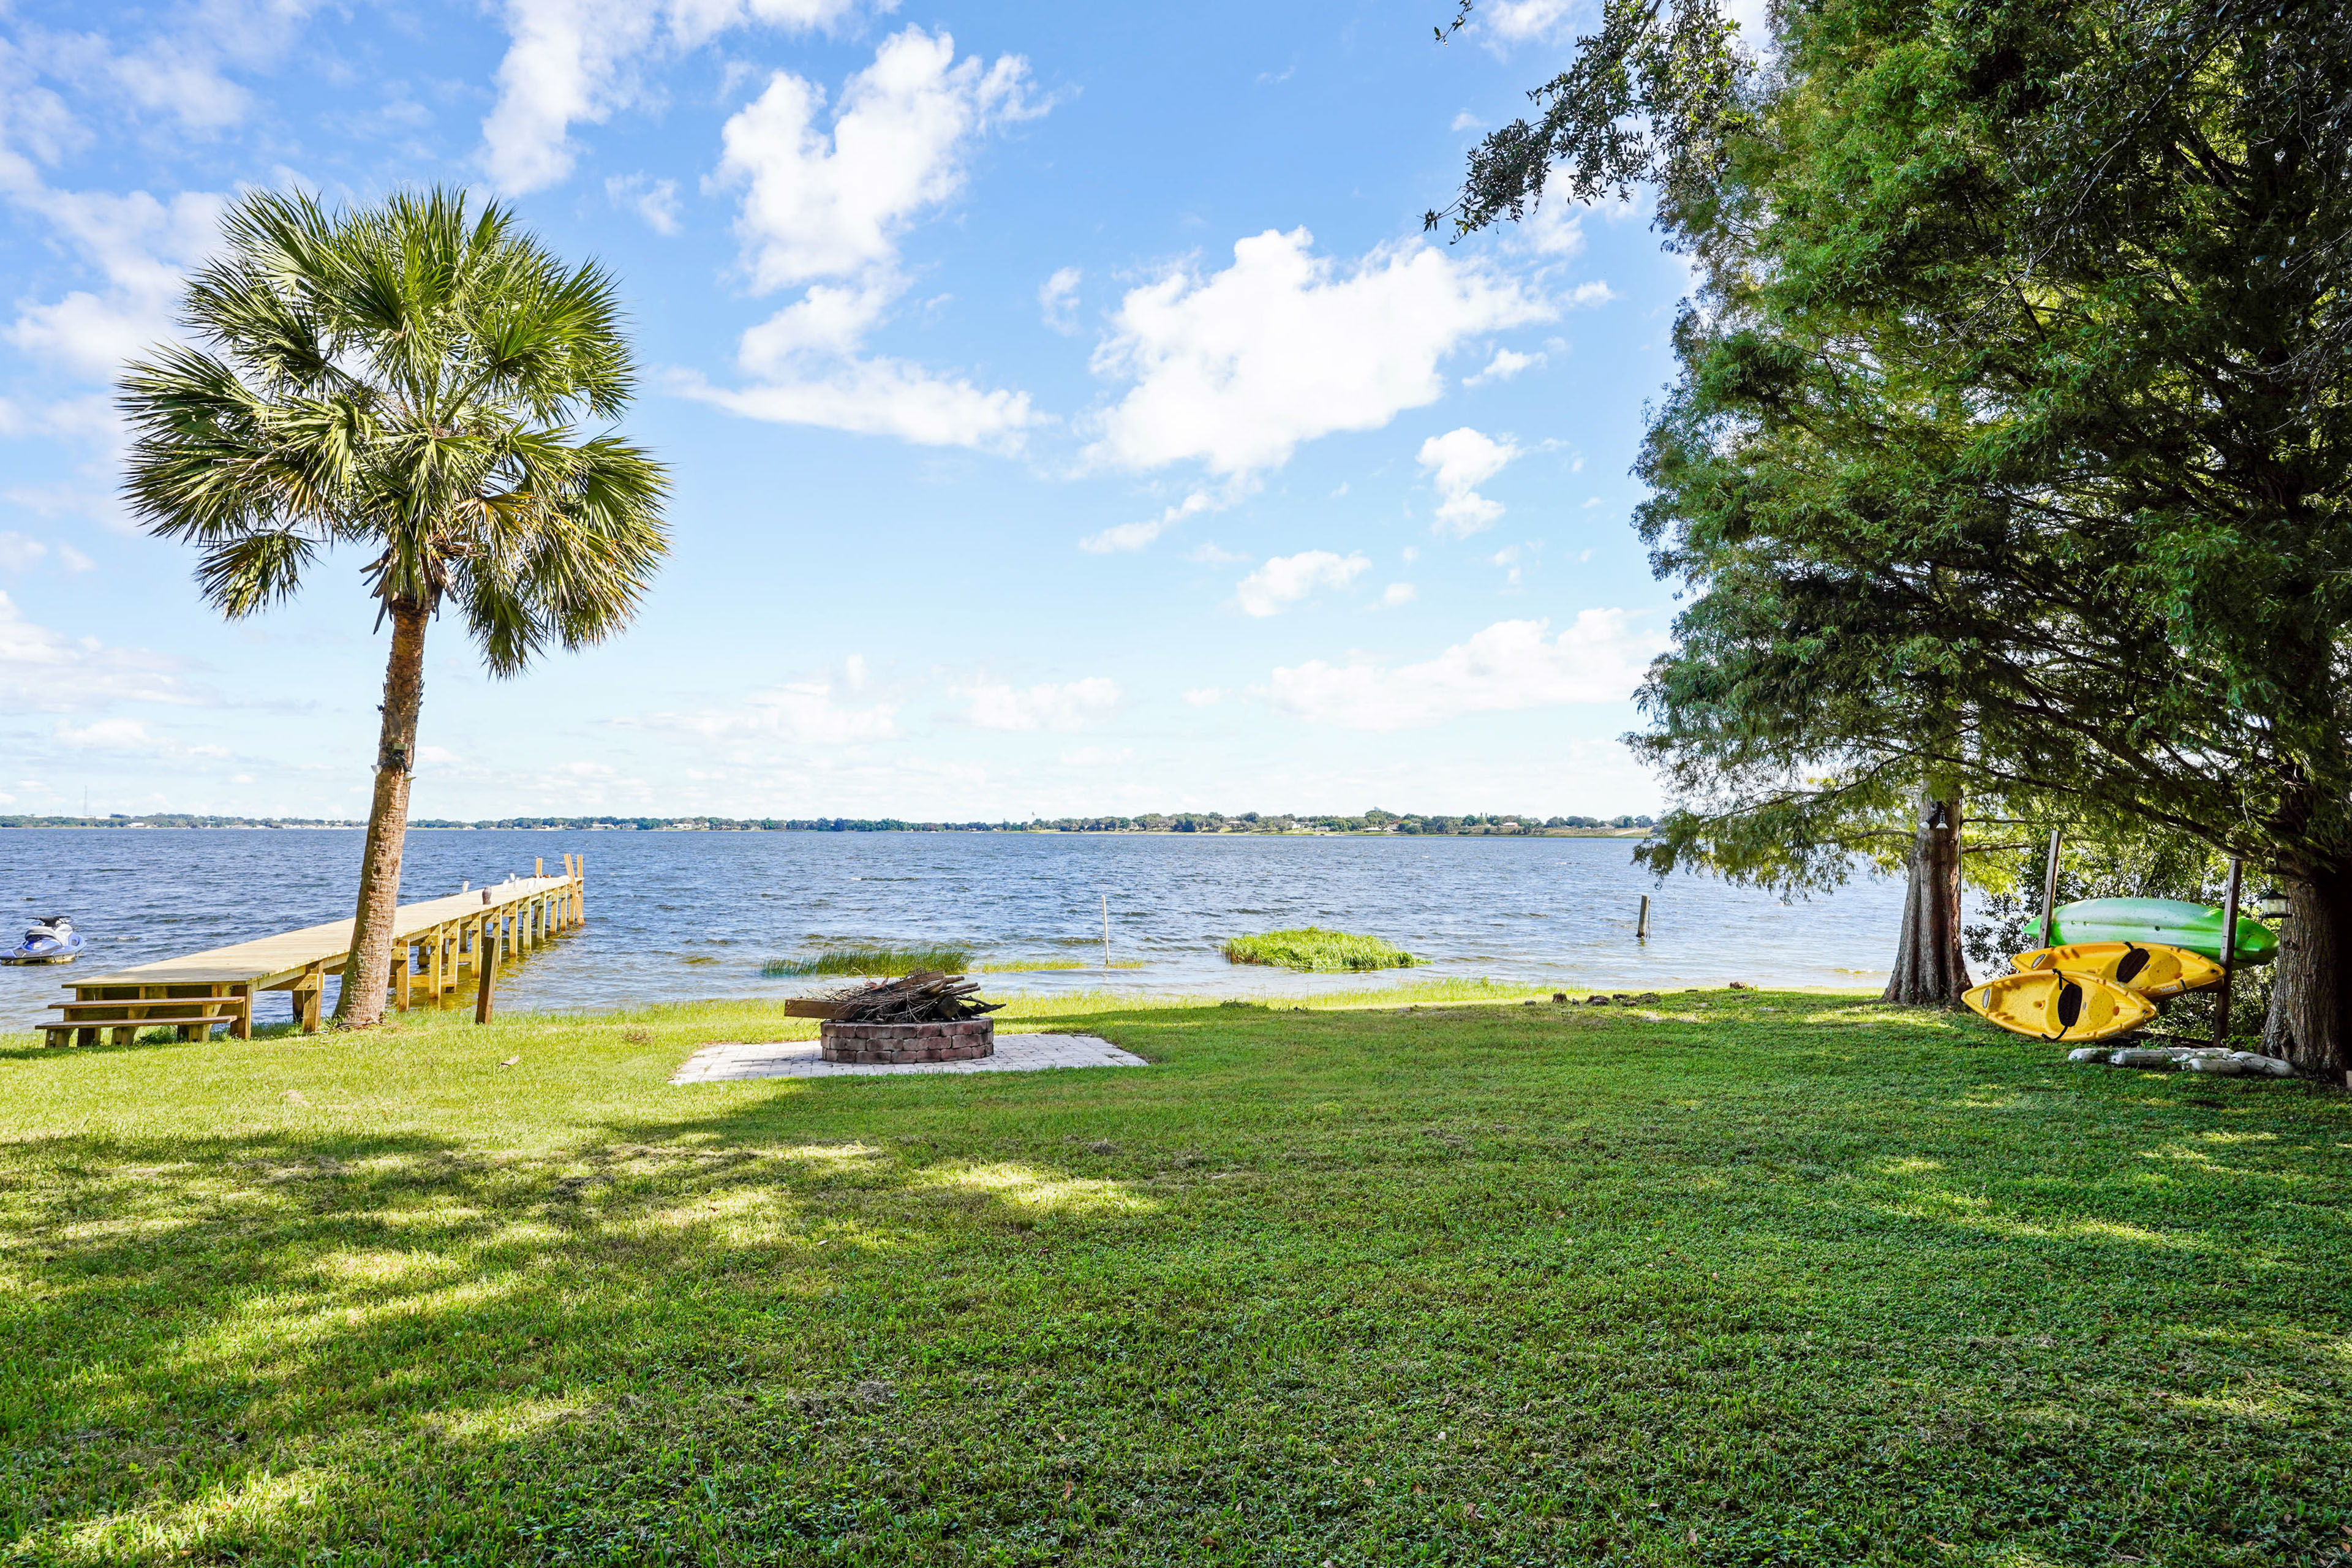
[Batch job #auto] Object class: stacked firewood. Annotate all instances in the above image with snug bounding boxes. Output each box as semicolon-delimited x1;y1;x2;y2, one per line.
824;970;1003;1023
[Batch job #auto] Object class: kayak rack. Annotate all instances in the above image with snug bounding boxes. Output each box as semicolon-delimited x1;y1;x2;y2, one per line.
40;854;587;1047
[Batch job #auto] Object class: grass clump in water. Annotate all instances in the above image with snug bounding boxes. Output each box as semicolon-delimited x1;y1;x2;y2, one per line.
1221;926;1422;972
983;958;1148;972
761;945;971;978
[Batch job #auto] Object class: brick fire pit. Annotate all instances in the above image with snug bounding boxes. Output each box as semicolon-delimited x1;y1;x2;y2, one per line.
820;1017;995;1064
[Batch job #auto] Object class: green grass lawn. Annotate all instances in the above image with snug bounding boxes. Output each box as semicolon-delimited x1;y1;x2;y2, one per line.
2;984;2346;1566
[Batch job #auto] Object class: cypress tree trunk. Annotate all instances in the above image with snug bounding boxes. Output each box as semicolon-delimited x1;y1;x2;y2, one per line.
1882;786;1970;1006
2262;862;2352;1075
335;600;429;1027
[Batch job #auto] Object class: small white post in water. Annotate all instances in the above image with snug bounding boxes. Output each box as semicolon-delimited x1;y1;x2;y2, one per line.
1637;894;1652;940
1102;893;1112;968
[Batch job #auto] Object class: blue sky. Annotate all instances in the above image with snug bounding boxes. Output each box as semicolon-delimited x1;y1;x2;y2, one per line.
0;0;1728;822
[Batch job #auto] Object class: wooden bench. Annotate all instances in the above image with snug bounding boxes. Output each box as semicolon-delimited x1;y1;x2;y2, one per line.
43;993;251;1047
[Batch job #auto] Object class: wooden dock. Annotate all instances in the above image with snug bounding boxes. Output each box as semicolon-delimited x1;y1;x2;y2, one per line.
43;854;587;1047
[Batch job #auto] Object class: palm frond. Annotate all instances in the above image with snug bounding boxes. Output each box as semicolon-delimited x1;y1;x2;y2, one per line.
194;527;320;617
119;183;669;667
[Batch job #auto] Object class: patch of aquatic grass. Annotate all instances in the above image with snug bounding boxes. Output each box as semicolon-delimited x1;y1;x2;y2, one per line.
1221;925;1422;972
982;958;1148;971
760;944;971;978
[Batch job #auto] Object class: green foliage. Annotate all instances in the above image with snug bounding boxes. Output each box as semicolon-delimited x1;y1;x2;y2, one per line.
760;946;973;978
1221;927;1423;971
117;187;669;671
1449;0;2352;907
1;990;2346;1561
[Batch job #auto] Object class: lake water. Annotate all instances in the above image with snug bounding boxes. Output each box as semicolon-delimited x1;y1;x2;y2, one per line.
0;829;1907;1031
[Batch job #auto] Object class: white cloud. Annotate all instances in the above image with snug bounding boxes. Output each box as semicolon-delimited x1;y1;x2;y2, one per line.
55;717;159;750
2;187;226;380
1266;611;1668;731
1567;279;1617;307
679;356;1032;448
0;532;89;572
715;29;1035;291
627;674;897;744
20;2;320;135
1087;228;1549;479
1235;550;1369;617
1079;488;1217;554
1057;745;1133;767
1483;1;1578;43
1185;542;1250;565
605;173;682;234
480;0;865;195
1039;265;1082;333
1465;347;1541;386
685;28;1042;450
1490;543;1524;586
1378;582;1417;608
1450;110;1481;132
1182;687;1224;706
0;591;200;713
1518;203;1588;259
968;677;1120;731
1418;427;1520;537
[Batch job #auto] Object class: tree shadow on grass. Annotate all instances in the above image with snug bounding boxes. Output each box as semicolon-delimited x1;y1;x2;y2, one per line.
1;999;2348;1565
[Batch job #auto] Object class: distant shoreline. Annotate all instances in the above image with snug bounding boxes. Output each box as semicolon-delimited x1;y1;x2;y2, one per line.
2;815;1656;839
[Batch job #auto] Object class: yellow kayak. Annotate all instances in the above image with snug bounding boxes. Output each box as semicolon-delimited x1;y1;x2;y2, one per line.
2010;941;2225;999
1966;970;2155;1042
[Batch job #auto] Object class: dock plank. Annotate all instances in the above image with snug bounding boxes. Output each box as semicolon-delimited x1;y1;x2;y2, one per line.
70;876;579;991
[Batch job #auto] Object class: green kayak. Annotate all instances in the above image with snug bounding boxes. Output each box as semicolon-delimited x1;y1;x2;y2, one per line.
2021;897;2277;967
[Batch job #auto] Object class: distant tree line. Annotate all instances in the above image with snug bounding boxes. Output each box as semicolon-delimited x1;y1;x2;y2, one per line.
0;813;364;829
406;810;1658;834
5;811;1656;835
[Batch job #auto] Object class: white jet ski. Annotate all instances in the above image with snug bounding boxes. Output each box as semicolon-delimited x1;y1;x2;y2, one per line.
4;914;86;965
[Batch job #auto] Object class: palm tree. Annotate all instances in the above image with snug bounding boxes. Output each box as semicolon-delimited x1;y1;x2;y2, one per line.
118;188;668;1027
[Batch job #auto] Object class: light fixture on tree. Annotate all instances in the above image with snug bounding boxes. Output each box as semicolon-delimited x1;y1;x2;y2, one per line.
2256;885;2291;922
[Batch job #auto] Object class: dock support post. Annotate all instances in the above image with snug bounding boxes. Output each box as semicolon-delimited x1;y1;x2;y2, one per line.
475;945;496;1023
2214;858;2244;1049
428;925;444;997
2038;827;2064;947
1637;894;1652;940
395;943;412;1011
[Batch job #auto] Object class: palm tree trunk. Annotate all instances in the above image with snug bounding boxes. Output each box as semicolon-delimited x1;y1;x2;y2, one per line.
1882;785;1971;1006
335;600;428;1026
